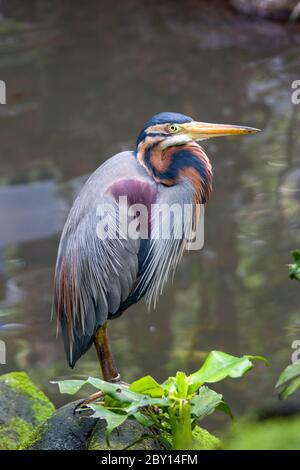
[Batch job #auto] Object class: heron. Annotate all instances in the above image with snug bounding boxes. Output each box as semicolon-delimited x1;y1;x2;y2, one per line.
54;112;259;385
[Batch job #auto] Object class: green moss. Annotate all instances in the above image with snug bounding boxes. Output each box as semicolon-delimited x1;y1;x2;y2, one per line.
0;418;33;450
192;426;221;450
0;372;55;450
19;423;48;450
224;416;300;450
161;425;220;450
1;372;55;423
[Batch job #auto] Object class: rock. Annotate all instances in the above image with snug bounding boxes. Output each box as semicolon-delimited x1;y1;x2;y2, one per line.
26;400;161;450
26;400;97;450
0;372;55;450
88;419;161;450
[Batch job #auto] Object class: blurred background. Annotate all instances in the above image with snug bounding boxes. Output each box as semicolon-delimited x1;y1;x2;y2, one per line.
0;0;300;429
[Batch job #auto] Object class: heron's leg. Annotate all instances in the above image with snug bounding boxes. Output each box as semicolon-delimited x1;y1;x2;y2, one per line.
75;325;125;412
94;322;120;383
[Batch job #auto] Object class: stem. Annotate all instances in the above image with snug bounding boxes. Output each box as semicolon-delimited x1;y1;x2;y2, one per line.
169;400;193;450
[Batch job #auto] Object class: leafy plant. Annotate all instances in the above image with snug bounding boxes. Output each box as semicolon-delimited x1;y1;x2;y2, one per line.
275;250;300;400
288;250;300;282
54;351;265;450
276;363;300;400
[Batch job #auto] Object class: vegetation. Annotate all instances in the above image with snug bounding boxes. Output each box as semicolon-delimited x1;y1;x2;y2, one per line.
0;372;55;450
1;372;55;424
55;351;265;450
275;251;300;399
288;250;300;282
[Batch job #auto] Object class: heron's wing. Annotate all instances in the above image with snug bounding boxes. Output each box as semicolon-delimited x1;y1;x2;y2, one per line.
54;151;154;367
54;195;140;366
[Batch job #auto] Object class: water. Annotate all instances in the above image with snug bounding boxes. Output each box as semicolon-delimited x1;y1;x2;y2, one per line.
0;0;300;425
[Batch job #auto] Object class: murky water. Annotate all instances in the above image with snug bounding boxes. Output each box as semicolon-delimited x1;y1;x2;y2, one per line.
0;0;300;427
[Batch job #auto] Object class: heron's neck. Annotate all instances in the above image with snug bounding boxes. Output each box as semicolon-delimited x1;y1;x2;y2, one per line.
136;141;213;204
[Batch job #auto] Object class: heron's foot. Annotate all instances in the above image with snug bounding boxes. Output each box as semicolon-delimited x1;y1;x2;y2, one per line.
119;380;129;387
111;375;129;388
74;377;129;414
74;391;105;413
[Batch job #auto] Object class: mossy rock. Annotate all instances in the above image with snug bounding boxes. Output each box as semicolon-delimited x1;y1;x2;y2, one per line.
0;372;55;450
224;416;300;450
88;419;161;450
24;399;160;450
161;425;220;450
192;426;221;450
26;400;98;450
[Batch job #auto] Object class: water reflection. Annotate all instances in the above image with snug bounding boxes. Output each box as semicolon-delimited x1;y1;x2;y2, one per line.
0;0;299;418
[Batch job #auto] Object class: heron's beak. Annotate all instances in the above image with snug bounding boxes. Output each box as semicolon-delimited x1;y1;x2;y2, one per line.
181;121;261;140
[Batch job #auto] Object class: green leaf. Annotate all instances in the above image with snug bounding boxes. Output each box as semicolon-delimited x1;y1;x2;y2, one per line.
132;411;155;427
52;379;87;395
291;250;300;261
190;386;224;421
216;401;234;420
288;250;300;281
87;377;144;403
276;363;300;388
279;377;300;400
175;371;189;399
276;363;300;399
87;377;170;411
130;375;164;397
188;351;266;394
124;398;170;414
88;403;128;446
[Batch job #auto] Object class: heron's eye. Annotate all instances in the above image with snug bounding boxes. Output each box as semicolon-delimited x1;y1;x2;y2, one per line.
168;124;179;133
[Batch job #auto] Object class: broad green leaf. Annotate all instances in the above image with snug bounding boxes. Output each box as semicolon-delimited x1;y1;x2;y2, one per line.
132;411;155;427
175;371;189;399
52;379;87;395
190;386;224;421
188;351;266;394
87;377;170;409
279;377;300;400
288;250;300;281
216;401;234;420
124;396;170;414
276;363;300;388
130;375;164;397
276;363;300;399
88;403;128;446
88;377;152;403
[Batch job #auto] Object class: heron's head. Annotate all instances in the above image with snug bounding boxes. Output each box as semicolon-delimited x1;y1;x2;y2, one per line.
135;112;260;199
135;112;259;156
